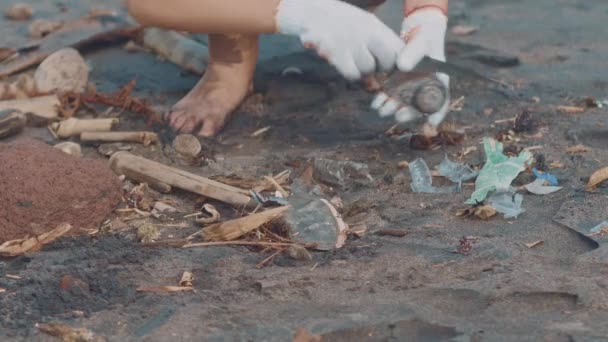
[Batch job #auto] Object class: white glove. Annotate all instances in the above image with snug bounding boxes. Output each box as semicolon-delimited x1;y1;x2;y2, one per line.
371;7;450;127
276;0;405;81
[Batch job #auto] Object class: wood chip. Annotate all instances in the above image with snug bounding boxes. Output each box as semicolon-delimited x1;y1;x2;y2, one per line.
474;205;497;220
566;144;590;154
556;105;586;114
251;126;271;137
586;167;608;191
293;328;322;342
0;288;6;293
450;25;479;36
397;160;409;169
6;274;22;280
525;240;544;248
195;204;221;225
136;286;194;293
36;322;103;342
375;229;408;237
203;206;291;241
0;223;72;257
179;271;194;287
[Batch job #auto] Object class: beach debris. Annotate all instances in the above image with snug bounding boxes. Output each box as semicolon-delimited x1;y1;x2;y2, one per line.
53;142;82;157
375;229;409;237
0;223;72;257
61;80;161;125
151;202;178;218
524;178;562;195
136;285;194;293
137;223;160;243
566;144;590;154
195;204;221;225
0;95;60;119
29;19;64;38
554;197;608;244
285;244;313;261
586;167;608;191
109;152;252;207
450;24;479;36
313;158;373;188
409;158;458;193
466;138;532;204
437;155;478;186
589;221;608;236
143;28;209;75
179;271;194;287
203;206;291;241
456;205;497;220
80;131;159;146
251;191;289;207
36;322;104;342
34;48;89;93
409;124;465;150
52;117;118;138
525;240;544;248
532;168;558;186
0;110;27;139
293;328;322;342
173;134;202;158
488;191;525;219
285;198;348;250
556;105;586;114
455;236;479;255
4;3;33;20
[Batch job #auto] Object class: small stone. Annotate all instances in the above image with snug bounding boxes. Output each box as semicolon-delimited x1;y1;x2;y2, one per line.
173;134;201;158
53;142;82;157
34;48;89;93
4;3;32;20
285;245;313;262
28;19;63;38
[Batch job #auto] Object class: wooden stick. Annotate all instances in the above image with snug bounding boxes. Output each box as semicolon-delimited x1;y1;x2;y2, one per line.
0;95;59;119
203;206;291;241
80;131;158;146
109;151;251;207
52;117;118;138
183;241;298;249
143;28;208;75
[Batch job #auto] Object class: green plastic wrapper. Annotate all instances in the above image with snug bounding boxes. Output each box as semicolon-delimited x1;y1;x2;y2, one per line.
466;138;532;204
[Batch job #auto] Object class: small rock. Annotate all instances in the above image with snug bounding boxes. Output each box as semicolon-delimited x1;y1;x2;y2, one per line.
29;19;63;38
53;142;82;157
34;48;89;93
4;3;33;20
285;245;313;262
313;158;373;188
173;134;202;158
59;275;90;294
137;223;160;243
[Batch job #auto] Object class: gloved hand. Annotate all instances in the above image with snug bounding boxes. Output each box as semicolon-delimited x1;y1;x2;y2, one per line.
371;6;450;128
276;0;405;81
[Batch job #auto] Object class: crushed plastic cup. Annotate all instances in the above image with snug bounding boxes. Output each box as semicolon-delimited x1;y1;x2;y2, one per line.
409;158;458;193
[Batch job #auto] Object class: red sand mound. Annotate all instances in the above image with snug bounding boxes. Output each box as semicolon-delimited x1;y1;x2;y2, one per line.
0;139;122;243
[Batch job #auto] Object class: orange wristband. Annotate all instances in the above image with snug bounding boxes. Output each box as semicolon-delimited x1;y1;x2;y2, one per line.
405;4;447;17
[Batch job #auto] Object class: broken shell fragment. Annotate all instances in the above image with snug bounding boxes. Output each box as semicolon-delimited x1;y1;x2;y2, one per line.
34;48;89;93
173;134;202;158
4;3;33;21
53;142;82;157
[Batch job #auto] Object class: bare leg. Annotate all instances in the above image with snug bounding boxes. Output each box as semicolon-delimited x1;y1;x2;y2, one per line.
167;34;259;136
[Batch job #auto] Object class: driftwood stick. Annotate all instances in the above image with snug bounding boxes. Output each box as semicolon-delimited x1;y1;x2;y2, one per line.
0;95;59;119
80;131;158;146
202;206;291;241
109;151;252;207
52;117;118;138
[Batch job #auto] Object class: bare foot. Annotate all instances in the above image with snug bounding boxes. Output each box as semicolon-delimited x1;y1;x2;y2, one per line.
166;33;259;137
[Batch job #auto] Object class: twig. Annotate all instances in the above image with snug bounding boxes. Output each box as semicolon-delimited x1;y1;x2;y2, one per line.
183;241;306;249
263;175;289;198
255;248;285;269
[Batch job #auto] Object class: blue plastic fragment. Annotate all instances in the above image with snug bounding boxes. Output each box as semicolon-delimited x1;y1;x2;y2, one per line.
532;168;559;186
